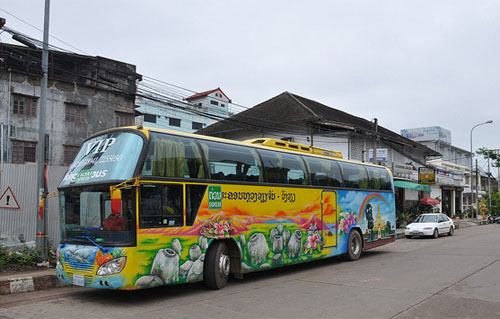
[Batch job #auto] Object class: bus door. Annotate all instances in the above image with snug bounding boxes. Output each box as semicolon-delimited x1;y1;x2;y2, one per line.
321;190;337;248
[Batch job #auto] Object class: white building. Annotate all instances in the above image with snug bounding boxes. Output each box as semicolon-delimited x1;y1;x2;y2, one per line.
402;126;472;216
135;88;231;133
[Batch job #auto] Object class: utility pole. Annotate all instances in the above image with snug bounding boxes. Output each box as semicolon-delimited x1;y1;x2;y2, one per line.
36;0;50;261
487;156;491;212
475;159;479;219
372;118;378;164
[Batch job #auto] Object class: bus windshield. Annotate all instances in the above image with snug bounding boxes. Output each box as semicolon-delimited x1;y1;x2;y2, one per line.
59;185;135;245
59;132;144;187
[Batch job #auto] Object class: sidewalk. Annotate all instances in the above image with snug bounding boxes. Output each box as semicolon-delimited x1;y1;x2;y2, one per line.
0;268;63;295
0;218;483;295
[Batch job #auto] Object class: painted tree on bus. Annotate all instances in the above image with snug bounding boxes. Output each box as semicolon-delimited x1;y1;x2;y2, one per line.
365;204;374;240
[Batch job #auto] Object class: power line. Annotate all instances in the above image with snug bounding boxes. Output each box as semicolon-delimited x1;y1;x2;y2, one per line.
0;8;89;55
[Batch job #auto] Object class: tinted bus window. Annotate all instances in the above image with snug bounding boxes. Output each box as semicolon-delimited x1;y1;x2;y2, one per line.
198;140;262;182
139;183;183;228
339;162;369;189
142;133;205;179
366;166;392;190
303;157;342;187
258;149;306;184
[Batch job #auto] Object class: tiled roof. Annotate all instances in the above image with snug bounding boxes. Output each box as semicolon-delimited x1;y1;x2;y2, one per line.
185;88;231;102
197;91;440;158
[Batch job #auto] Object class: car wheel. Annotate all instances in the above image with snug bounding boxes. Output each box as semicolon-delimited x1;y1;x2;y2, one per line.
405;235;412;239
448;226;454;236
345;230;362;261
432;229;439;239
204;240;230;290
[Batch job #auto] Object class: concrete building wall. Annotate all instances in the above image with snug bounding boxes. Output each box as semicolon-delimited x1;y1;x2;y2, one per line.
0;44;139;166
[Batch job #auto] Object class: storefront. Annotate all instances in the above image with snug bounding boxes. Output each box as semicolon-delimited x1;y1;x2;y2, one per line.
393;180;432;215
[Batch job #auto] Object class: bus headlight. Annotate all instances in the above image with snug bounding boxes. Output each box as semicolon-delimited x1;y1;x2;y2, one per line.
97;257;127;276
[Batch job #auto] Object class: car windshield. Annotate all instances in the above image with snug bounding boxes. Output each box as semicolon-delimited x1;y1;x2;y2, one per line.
59;185;136;246
414;215;438;223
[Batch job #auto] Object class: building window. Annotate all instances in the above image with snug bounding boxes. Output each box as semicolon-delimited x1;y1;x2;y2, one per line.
169;118;181;127
115;112;135;127
64;145;80;165
12;141;36;163
210;100;218;106
221;103;225;108
65;104;87;123
144;113;157;123
12;94;37;117
192;122;203;130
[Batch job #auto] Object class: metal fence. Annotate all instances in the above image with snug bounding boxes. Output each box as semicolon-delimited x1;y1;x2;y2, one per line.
0;163;68;246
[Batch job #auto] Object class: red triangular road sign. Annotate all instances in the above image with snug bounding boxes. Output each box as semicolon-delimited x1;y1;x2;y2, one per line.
0;187;20;209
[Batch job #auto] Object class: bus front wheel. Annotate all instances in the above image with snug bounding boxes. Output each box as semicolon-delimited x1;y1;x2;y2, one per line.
204;240;230;289
345;230;362;261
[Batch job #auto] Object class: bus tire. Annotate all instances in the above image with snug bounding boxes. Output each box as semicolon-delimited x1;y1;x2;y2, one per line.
204;240;230;290
345;230;362;261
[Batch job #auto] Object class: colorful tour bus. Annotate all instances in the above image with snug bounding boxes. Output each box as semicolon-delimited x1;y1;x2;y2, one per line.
56;126;396;290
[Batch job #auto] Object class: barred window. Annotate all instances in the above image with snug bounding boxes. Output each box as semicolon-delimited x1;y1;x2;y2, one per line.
12;94;37;117
12;141;36;163
64;145;80;165
115;112;135;127
169;118;181;127
192;121;203;130
65;104;87;123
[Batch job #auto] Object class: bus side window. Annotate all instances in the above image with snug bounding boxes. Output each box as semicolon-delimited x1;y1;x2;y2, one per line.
186;184;207;226
143;133;205;179
339;162;365;189
303;157;342;187
199;140;262;182
139;184;183;228
366;166;381;190
258;150;306;184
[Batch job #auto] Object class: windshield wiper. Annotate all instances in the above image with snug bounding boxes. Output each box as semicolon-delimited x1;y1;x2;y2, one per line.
74;235;105;250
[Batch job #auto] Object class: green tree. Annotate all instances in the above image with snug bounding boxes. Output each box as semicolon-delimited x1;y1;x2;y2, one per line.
488;192;500;216
477;148;500;168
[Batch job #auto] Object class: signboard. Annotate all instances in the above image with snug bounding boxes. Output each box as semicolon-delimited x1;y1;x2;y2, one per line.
0;187;20;209
393;163;413;180
368;148;388;162
418;167;435;184
208;186;222;209
401;126;451;144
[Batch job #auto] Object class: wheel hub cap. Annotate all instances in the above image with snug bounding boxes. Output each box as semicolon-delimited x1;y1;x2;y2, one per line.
219;253;230;277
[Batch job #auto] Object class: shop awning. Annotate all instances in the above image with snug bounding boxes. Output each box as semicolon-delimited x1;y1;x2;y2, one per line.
393;180;431;192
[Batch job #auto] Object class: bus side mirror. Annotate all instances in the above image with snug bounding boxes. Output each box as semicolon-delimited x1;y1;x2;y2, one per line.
111;188;122;215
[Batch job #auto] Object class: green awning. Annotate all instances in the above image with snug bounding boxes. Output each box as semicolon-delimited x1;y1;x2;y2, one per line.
393;180;431;192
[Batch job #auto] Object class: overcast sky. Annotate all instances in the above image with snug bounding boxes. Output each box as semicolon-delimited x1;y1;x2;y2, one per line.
1;1;499;173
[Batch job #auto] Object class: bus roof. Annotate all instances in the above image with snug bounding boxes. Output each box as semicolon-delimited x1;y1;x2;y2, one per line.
94;126;393;175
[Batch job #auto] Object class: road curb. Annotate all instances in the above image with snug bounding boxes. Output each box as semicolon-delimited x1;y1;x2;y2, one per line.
0;270;68;295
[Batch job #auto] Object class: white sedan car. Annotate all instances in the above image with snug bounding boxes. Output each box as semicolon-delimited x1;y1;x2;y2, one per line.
405;213;455;239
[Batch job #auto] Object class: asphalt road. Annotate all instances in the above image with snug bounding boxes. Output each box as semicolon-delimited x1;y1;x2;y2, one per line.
2;224;500;319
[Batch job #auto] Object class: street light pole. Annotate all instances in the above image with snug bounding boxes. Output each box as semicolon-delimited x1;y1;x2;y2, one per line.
469;120;493;218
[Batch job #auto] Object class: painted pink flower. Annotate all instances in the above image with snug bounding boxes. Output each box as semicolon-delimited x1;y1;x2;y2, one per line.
346;213;356;226
213;221;229;237
306;233;320;250
342;220;350;233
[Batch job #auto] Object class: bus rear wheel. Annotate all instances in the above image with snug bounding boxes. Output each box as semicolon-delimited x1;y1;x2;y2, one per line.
345;230;362;261
204;240;230;289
